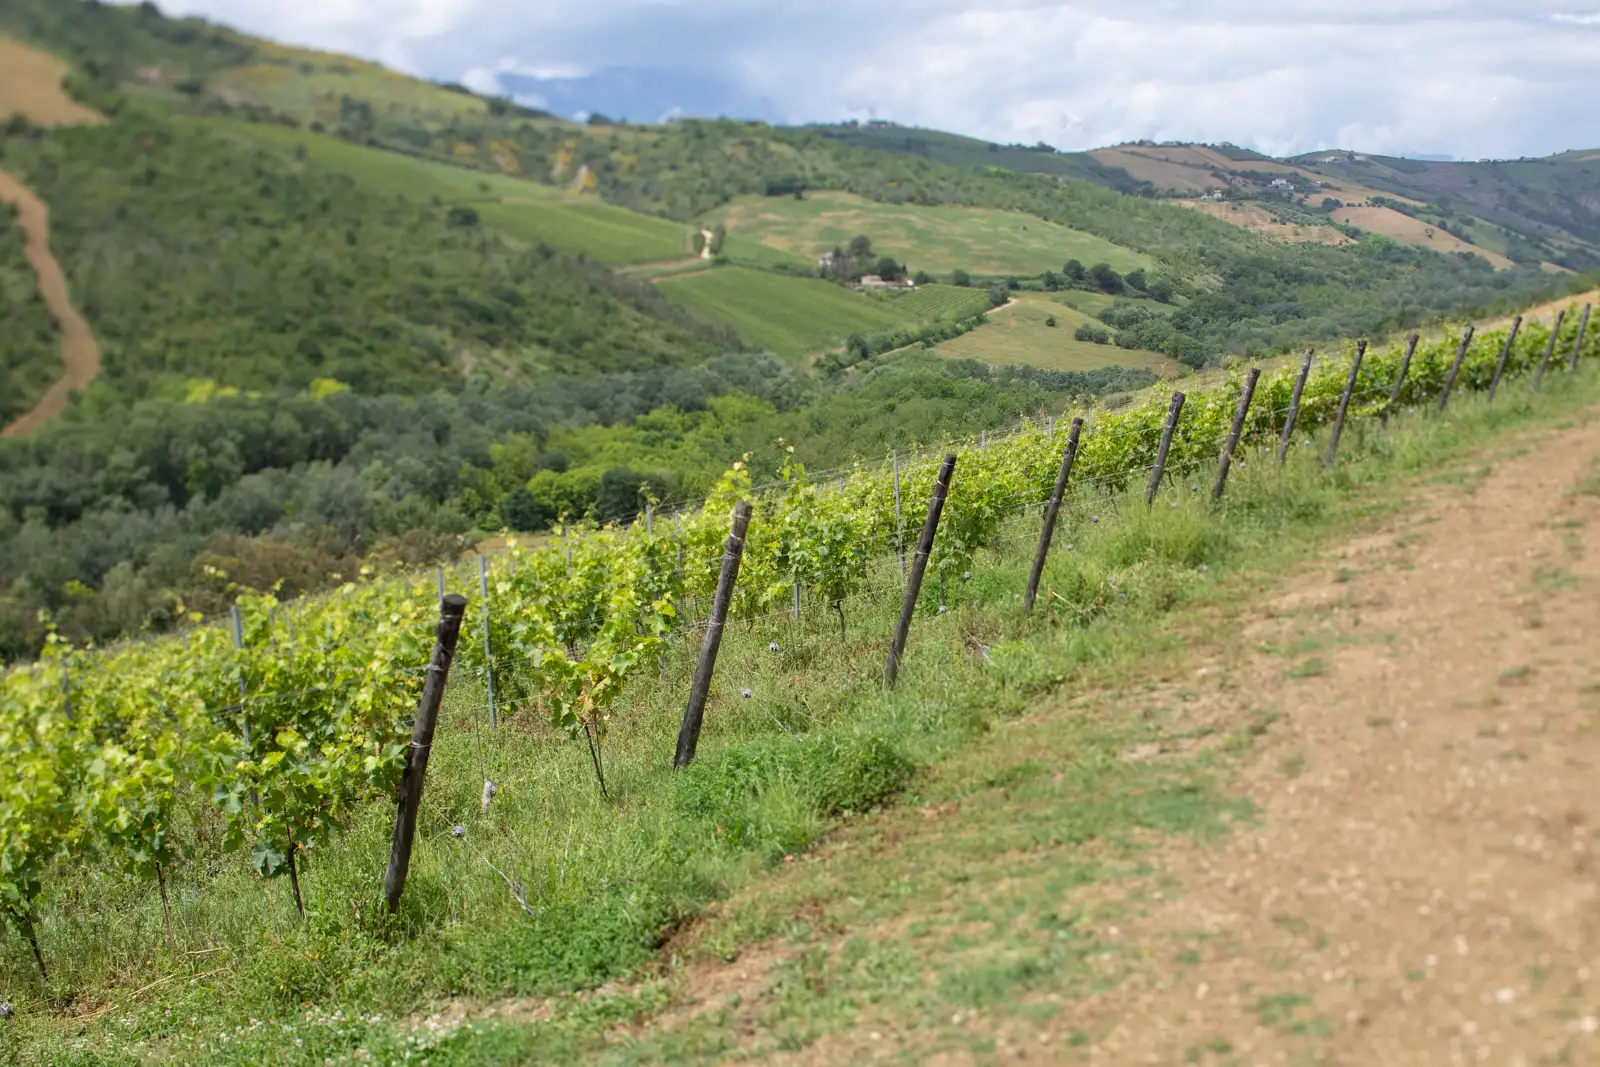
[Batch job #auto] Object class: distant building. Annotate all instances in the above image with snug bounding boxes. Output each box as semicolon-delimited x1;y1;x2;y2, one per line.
1270;177;1293;189
855;275;914;290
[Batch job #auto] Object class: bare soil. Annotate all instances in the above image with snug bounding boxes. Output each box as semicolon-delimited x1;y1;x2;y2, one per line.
0;169;102;438
642;411;1600;1065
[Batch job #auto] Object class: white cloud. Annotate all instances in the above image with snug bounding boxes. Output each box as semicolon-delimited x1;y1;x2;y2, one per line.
147;0;1600;158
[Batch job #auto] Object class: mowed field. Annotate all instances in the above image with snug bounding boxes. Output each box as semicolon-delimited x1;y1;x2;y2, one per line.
1178;198;1351;245
0;34;105;127
654;270;982;361
1331;204;1514;269
228;122;693;265
935;293;1180;375
709;190;1154;277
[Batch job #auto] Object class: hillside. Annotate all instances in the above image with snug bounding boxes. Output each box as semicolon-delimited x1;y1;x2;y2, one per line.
0;0;1596;663
822;125;1600;273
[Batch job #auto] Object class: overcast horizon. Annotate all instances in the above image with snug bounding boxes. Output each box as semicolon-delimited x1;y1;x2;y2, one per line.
144;0;1600;161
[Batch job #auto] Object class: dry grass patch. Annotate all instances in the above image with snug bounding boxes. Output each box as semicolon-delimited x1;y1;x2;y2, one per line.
0;35;105;127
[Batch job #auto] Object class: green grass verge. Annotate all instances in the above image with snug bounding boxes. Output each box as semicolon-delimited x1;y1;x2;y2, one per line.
708;190;1155;278
8;366;1600;1065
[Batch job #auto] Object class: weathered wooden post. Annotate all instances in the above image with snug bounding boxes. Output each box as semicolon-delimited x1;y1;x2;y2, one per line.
1532;309;1568;391
1388;332;1420;406
384;594;467;913
1213;368;1260;501
1568;304;1592;375
1277;348;1314;464
886;454;958;688
673;501;752;768
1145;392;1186;505
1487;315;1523;401
892;450;906;579
1436;326;1475;411
1023;418;1083;617
1325;341;1366;467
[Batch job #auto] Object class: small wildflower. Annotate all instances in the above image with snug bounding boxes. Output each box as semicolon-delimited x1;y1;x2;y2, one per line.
769;641;780;652
1066;543;1074;551
961;570;972;581
1091;514;1100;523
938;605;949;615
1170;501;1178;508
741;688;753;699
451;826;466;839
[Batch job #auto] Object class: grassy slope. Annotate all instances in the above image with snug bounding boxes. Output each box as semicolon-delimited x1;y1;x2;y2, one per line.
655;266;931;360
14;317;1600;1065
935;293;1180;375
231;122;693;266
710;189;1154;277
801;121;1155;195
0;109;736;398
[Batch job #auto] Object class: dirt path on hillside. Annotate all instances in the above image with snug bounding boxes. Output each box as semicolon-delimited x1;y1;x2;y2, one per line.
0;169;100;438
1039;416;1600;1065
631;413;1600;1066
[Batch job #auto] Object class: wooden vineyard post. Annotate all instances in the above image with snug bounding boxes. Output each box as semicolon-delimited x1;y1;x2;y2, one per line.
1388;333;1420;406
1568;304;1592;375
479;555;496;729
1325;341;1366;468
673;501;752;769
1277;348;1314;464
1487;315;1523;401
384;594;467;913
1023;418;1084;617
1532;310;1566;391
1144;392;1186;505
885;454;958;689
1212;368;1260;501
1436;326;1475;411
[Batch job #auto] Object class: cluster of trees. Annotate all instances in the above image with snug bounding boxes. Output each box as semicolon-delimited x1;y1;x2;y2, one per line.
0;349;1142;660
818;234;907;283
0;202;60;424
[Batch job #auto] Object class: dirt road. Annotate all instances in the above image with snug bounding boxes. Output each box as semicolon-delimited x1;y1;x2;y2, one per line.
0;169;100;438
626;410;1600;1066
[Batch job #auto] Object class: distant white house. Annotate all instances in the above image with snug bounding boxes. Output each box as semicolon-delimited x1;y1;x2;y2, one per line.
856;275;914;290
1270;177;1294;189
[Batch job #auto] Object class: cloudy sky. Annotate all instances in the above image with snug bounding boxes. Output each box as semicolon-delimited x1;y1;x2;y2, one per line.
153;0;1600;159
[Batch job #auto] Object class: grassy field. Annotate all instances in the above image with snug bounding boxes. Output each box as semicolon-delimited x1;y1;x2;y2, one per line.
654;268;972;360
228;122;694;265
0;33;104;127
708;190;1154;277
936;293;1180;374
1178;198;1351;246
1332;203;1513;269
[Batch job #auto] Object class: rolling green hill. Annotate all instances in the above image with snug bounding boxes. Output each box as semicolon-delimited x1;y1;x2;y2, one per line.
707;190;1155;278
654;269;988;360
231;121;695;265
